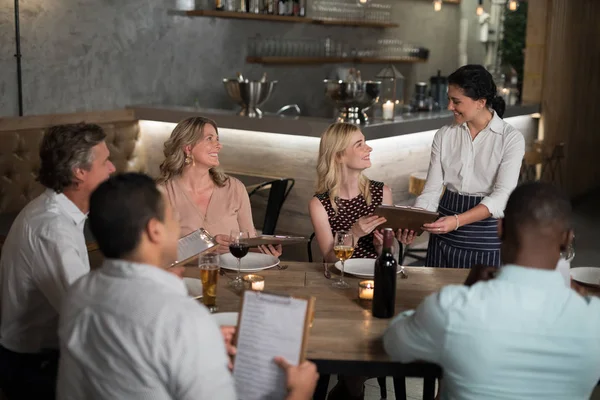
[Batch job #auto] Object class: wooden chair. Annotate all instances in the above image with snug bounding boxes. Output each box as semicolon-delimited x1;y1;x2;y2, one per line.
402;171;428;264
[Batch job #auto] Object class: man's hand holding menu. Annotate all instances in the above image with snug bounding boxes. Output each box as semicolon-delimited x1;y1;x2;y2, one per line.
274;357;319;400
232;291;316;400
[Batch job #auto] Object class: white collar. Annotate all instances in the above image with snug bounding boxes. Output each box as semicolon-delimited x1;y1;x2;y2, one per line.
99;258;187;295
45;189;87;226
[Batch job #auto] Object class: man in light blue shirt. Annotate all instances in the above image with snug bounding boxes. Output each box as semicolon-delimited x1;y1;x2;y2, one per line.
384;182;600;399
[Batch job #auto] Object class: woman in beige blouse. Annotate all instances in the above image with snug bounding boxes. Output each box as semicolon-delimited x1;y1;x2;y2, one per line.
157;117;281;256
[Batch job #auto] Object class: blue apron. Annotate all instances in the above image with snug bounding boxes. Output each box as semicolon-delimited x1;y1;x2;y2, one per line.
425;189;501;268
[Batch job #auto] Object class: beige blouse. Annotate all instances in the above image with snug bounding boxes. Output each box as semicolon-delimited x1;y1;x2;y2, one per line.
161;177;256;238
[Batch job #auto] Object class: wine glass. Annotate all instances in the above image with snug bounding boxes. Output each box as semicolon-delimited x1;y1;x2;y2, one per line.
332;230;355;289
228;230;250;290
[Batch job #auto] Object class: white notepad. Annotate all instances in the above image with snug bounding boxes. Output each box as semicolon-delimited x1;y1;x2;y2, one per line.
233;291;315;400
175;228;217;266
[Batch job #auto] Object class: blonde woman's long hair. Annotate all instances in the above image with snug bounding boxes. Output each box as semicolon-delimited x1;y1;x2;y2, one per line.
315;122;371;214
157;117;229;187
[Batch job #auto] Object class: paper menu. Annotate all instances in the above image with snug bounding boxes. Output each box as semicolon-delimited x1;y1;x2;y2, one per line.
233;291;314;400
175;228;216;266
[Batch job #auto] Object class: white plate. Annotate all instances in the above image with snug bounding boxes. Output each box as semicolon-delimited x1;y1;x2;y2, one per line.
334;258;405;279
570;267;600;287
213;312;239;327
220;252;279;272
183;277;203;298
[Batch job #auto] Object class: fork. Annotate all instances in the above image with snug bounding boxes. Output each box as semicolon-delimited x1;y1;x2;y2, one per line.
323;262;331;279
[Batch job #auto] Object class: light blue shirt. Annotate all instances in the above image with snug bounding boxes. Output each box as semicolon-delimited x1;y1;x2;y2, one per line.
383;265;600;400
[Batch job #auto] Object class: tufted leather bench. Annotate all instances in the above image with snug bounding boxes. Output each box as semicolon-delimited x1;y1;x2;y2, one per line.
0;110;147;266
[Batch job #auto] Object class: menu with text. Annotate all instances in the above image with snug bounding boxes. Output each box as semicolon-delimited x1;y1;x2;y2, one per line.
233;291;314;400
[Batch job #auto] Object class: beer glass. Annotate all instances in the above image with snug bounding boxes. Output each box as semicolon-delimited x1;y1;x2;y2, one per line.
199;253;220;312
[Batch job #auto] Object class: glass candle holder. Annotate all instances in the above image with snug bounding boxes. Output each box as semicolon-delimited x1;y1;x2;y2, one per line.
243;274;265;291
358;280;374;300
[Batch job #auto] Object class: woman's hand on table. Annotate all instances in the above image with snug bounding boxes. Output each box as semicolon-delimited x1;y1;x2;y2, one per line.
258;244;283;258
220;326;237;371
274;357;319;400
214;234;232;254
423;216;457;235
351;215;387;238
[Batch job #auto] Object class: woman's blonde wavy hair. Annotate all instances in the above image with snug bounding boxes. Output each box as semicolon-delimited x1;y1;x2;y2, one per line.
156;117;229;187
315;122;371;214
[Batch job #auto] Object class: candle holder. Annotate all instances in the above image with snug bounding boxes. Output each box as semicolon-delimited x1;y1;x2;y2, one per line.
358;280;374;301
243;274;265;291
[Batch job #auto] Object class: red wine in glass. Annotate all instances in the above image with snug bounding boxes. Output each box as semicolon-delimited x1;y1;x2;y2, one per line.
229;243;250;258
229;230;250;290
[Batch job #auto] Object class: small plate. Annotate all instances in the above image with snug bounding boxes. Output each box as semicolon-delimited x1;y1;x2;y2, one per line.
220;252;279;272
334;258;405;279
183;277;203;299
213;312;239;327
570;267;600;288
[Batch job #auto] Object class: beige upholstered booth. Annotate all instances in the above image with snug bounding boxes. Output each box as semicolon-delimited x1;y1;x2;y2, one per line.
0;110;146;266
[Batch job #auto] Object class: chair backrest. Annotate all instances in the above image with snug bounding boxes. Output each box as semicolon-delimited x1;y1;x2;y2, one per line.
248;178;295;235
307;232;316;262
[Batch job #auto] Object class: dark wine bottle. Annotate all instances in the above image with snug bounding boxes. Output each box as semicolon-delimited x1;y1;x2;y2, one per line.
372;228;397;319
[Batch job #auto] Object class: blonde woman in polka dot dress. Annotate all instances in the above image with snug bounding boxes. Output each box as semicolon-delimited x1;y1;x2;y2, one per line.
309;122;415;264
309;122;415;399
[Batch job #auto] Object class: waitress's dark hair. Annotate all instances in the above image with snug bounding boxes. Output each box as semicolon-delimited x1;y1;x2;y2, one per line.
448;64;506;118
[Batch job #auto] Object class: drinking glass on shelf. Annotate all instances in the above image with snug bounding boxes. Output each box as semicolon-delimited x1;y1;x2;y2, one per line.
332;230;355;289
199;253;220;312
228;230;250;290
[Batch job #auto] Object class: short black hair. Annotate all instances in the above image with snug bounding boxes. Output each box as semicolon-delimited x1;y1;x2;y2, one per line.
503;182;572;241
89;173;165;259
38;123;107;193
448;64;506;118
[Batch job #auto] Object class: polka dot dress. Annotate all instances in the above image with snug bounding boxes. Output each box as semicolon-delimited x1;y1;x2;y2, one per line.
315;181;384;259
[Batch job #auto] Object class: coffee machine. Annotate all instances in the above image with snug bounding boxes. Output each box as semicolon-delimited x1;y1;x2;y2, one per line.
410;82;432;112
430;70;449;111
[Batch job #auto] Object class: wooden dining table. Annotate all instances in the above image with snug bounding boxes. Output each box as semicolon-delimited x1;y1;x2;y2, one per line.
183;261;469;400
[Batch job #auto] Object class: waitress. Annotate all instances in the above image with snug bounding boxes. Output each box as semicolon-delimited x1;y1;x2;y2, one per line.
415;64;525;268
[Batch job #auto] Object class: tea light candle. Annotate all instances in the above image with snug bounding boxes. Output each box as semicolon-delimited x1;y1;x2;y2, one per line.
358;280;375;300
382;101;394;121
243;274;265;291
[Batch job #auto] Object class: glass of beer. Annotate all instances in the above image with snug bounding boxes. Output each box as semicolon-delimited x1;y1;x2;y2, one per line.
199;253;220;313
332;230;355;289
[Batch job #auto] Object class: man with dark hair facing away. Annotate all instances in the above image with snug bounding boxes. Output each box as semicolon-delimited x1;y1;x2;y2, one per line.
384;182;600;399
57;173;319;400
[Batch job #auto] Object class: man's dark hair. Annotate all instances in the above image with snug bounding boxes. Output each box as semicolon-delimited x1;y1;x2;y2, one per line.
37;123;107;193
503;182;572;242
89;173;165;259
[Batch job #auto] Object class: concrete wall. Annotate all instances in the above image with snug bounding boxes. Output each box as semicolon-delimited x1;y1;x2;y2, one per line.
0;0;488;118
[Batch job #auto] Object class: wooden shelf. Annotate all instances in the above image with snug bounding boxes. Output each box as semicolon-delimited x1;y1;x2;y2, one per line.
246;56;427;65
184;9;311;22
177;10;398;28
312;19;398;28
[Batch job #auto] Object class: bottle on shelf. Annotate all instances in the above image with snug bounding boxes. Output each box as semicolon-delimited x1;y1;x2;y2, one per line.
265;0;275;14
298;0;306;16
238;0;247;12
216;0;224;10
278;0;287;15
372;228;398;319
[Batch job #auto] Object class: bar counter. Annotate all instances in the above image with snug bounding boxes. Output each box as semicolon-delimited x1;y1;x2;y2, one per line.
133;104;540;235
129;104;540;140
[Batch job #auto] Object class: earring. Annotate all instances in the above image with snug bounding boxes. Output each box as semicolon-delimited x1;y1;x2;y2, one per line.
184;153;192;165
